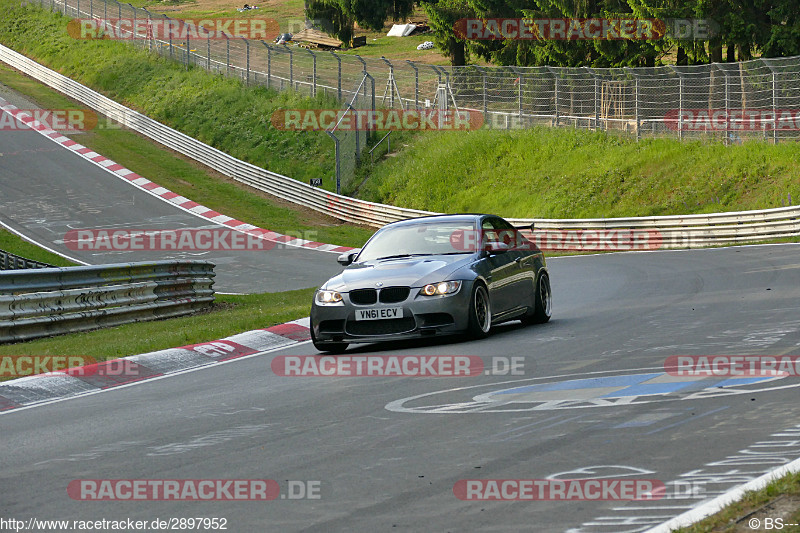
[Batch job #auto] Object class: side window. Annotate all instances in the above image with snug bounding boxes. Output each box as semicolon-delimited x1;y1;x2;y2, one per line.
490;218;529;249
481;219;499;245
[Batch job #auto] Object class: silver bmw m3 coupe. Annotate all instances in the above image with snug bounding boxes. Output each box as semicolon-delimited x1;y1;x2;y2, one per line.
310;214;551;353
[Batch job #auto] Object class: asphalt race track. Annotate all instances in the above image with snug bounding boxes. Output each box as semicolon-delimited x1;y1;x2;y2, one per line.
2;245;800;532
0;118;342;293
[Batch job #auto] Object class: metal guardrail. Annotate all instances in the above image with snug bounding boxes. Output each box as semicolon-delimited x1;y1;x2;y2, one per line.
0;248;54;270
0;261;215;343
0;44;798;248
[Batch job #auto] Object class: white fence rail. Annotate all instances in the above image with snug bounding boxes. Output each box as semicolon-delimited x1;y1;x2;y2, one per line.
1;44;798;249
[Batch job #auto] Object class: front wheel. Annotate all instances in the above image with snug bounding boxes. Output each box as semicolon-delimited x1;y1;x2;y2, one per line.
310;323;348;354
522;272;551;325
467;283;492;339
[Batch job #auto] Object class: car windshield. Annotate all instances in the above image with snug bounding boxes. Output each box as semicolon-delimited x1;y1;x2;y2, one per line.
357;220;477;262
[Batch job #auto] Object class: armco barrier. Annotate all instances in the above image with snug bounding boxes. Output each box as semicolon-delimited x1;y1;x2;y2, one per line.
0;44;798;248
0;261;215;342
0;248;54;270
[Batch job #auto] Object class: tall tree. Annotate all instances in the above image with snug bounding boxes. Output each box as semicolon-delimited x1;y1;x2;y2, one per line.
306;0;416;45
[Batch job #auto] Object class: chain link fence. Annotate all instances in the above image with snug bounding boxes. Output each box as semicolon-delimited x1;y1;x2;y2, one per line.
37;0;800;186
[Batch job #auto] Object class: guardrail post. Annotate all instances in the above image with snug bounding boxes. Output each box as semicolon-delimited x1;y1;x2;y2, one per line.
331;51;341;101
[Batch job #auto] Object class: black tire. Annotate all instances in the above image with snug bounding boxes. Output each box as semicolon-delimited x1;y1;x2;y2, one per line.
310;324;348;354
522;272;551;325
467;283;492;339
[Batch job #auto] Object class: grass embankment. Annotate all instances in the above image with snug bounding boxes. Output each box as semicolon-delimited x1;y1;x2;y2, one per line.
674;471;800;532
359;127;800;219
0;228;76;267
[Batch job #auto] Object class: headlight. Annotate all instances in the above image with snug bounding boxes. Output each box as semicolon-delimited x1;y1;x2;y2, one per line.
420;280;461;296
315;289;343;304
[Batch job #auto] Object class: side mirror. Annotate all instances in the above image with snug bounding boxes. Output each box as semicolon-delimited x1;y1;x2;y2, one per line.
337;249;360;266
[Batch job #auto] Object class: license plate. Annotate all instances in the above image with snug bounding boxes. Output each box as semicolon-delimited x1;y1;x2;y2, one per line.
355;307;403;321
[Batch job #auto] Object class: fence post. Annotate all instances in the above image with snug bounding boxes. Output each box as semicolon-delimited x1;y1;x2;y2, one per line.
405;60;419;109
164;14;172;58
263;41;271;89
143;8;152;53
206;35;210;70
331;51;341;101
763;59;778;144
713;64;730;145
89;0;92;19
583;66;600;130
380;57;394;108
327;130;341;195
623;67;640;141
511;67;523;122
306;48;316;97
283;44;293;89
668;66;684;140
186;29;190;69
546;67;559;126
244;38;250;84
130;3;135;42
225;34;230;75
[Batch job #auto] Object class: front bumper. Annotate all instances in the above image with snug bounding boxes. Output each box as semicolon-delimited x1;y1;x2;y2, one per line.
311;281;475;345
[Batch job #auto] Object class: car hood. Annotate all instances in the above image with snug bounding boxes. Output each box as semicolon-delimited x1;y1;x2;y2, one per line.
323;254;475;291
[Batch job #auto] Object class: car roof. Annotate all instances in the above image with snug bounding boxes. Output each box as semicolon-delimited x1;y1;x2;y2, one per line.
384;214;495;227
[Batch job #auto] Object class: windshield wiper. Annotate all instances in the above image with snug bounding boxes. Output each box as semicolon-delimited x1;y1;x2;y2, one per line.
374;253;425;260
